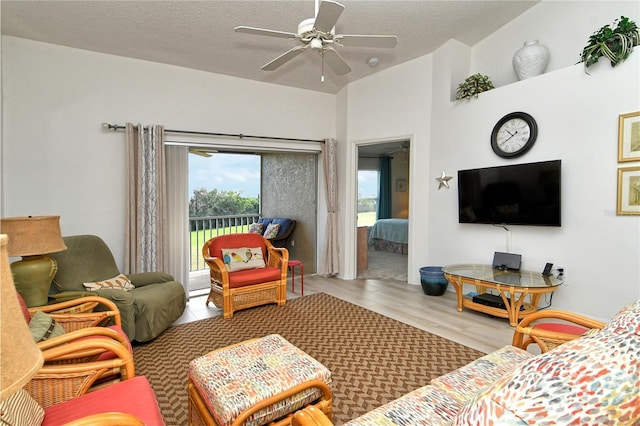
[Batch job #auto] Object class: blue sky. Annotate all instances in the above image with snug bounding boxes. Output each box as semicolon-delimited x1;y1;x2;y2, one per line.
189;153;378;198
189;153;261;198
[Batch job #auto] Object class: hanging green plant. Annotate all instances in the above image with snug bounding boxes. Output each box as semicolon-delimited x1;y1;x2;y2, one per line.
580;16;640;71
455;73;495;101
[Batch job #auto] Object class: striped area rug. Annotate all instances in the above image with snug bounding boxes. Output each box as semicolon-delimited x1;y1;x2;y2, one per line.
133;292;484;425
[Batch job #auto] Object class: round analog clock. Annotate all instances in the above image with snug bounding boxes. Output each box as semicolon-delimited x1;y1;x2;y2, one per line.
490;112;538;158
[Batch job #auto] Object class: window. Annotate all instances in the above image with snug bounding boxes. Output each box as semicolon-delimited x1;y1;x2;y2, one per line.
357;170;378;227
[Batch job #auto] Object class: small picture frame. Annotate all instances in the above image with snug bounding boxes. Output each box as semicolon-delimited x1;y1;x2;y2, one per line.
618;111;640;162
395;178;407;192
617;166;640;216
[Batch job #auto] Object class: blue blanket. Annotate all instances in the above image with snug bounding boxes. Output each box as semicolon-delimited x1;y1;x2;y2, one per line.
368;218;408;245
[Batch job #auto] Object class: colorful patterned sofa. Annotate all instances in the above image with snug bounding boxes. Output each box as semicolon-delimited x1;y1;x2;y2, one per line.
291;299;640;425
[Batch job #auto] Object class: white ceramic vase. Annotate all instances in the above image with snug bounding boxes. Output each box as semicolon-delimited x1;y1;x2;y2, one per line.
512;40;550;80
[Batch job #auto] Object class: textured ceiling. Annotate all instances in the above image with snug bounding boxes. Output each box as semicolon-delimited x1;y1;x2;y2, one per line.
1;0;539;94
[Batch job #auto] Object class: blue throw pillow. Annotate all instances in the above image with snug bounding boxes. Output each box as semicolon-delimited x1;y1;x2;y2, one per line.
271;218;292;238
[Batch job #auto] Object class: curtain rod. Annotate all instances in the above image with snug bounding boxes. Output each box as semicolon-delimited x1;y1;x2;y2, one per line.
101;123;325;144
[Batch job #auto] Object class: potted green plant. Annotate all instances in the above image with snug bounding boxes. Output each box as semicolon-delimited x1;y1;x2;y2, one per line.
455;73;495;100
580;16;639;71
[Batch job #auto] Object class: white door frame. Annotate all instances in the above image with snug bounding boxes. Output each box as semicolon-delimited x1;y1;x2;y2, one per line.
345;135;414;280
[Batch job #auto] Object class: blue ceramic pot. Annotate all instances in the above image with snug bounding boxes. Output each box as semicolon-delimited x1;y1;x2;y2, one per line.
419;266;449;296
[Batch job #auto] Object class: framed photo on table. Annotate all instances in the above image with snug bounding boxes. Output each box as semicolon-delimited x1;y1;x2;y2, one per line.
618;111;640;162
617;166;640;216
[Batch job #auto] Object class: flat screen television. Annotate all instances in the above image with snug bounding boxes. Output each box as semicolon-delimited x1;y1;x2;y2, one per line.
458;160;561;227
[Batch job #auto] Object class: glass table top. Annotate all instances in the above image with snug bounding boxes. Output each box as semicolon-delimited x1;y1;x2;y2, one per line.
443;264;563;288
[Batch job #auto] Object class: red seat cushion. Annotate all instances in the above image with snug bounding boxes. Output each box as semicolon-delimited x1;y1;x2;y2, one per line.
228;266;282;288
534;322;588;335
17;292;32;323
42;376;164;425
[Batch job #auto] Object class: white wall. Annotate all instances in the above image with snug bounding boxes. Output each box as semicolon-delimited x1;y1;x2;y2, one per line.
471;1;640;88
430;53;640;321
1;37;336;268
428;2;640;320
340;54;433;282
341;1;640;320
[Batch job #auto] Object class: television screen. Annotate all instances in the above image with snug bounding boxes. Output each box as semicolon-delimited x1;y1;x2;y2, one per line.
458;160;561;226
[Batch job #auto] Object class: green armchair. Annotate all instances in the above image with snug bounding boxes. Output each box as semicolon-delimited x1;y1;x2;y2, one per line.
48;235;187;342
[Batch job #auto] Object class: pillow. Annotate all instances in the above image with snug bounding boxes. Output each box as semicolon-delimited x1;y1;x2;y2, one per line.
0;389;44;426
271;218;292;238
221;247;266;272
452;331;640;425
248;222;264;235
29;310;66;342
263;223;280;239
604;298;640;336
83;273;135;292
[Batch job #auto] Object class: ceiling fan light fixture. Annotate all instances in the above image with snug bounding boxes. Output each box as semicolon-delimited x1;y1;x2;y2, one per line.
310;38;323;49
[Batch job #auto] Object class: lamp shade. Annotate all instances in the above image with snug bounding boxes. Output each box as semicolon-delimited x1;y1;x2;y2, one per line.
0;234;44;401
0;216;67;257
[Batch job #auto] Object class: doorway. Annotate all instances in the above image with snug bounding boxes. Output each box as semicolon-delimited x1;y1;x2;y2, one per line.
356;140;410;281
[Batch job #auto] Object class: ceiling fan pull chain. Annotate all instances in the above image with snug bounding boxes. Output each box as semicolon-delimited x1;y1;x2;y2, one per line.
321;52;325;82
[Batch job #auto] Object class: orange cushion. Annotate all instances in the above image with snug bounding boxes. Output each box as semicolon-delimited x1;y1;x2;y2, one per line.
42;376;164;425
228;267;282;288
534;322;588;335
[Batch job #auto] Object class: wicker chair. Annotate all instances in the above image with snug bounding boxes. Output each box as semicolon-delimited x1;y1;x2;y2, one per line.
30;375;164;424
17;294;133;403
202;233;288;318
512;309;606;353
27;329;135;408
27;295;122;332
60;412;146;426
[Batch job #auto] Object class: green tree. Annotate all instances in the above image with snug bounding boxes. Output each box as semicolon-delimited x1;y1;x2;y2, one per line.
189;188;259;228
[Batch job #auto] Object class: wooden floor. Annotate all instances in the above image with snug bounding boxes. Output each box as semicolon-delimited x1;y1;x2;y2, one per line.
175;274;517;354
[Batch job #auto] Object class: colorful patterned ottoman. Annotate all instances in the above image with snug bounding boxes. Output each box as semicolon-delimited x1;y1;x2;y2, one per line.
188;334;332;426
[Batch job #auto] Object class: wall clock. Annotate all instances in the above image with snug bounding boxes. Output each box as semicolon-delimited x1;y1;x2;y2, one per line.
490;112;538;158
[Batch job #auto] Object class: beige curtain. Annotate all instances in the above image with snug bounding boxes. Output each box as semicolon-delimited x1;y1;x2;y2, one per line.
124;123;169;274
321;138;339;276
166;146;190;295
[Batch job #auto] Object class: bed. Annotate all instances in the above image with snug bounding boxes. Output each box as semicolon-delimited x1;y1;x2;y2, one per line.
368;218;408;254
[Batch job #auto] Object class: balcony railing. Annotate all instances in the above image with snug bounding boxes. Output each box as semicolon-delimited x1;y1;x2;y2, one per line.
189;214;260;271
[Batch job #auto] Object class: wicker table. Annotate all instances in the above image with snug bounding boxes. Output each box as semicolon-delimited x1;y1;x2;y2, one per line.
444;264;563;326
188;334;332;426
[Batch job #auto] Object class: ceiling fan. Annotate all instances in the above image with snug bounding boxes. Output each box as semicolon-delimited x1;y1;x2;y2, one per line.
234;0;397;81
386;141;410;154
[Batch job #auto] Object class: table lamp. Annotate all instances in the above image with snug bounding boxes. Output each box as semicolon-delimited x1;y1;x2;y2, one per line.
0;233;45;403
0;216;67;307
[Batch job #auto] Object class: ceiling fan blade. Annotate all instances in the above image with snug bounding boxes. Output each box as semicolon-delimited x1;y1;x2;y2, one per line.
189;148;216;158
235;26;298;39
323;48;351;75
262;45;308;71
314;0;345;33
336;34;398;48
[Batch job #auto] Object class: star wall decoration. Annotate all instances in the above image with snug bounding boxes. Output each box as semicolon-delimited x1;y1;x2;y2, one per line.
436;170;452;190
